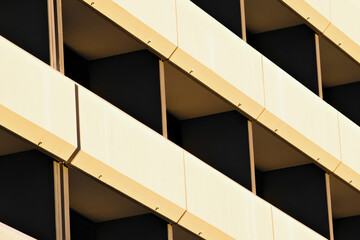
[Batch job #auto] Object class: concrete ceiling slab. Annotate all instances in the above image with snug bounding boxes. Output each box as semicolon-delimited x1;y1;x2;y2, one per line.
245;0;302;34
320;36;360;87
330;174;360;219
253;122;312;172
62;0;145;60
69;167;149;223
164;62;234;121
173;225;202;240
0;129;33;156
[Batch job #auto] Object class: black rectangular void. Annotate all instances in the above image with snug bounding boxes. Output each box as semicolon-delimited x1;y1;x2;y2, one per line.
190;0;242;38
248;25;318;94
257;164;329;238
0;0;50;64
181;111;251;190
167;112;183;147
334;216;360;240
70;211;167;240
324;82;360;126
97;214;167;240
62;0;162;134
164;61;251;190
0;150;56;240
69;167;167;240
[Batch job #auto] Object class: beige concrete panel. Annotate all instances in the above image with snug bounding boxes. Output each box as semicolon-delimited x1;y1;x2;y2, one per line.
181;152;273;240
0;36;77;161
179;211;234;240
272;207;327;240
259;57;341;171
303;0;330;19
281;0;331;32
0;223;35;240
327;0;360;50
72;86;186;222
323;0;360;64
323;23;360;65
171;0;265;119
83;0;177;58
334;162;360;192
336;113;360;189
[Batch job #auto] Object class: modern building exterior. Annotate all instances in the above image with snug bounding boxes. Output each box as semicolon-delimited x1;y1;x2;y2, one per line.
0;0;360;239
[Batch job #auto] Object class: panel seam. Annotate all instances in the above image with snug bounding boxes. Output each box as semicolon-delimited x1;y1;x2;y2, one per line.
322;22;331;34
256;108;266;121
271;207;275;240
183;150;188;211
335;111;342;172
177;210;187;224
261;56;266;109
174;0;179;48
168;46;179;60
67;84;81;164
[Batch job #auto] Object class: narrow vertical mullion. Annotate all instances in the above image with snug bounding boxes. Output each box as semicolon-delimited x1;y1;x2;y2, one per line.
56;0;65;74
47;0;57;68
159;60;168;138
167;224;174;240
315;34;323;99
325;173;335;240
62;164;71;240
248;121;256;195
53;161;63;240
240;0;247;42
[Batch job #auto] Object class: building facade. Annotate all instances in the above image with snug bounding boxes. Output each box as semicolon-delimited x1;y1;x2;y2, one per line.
0;0;360;239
